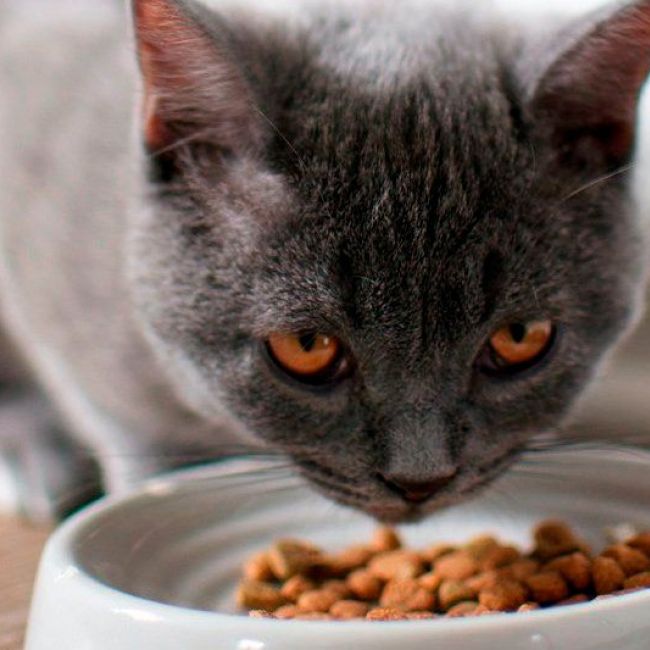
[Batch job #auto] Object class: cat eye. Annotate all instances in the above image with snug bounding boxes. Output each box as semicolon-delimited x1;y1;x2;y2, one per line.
266;332;351;385
479;320;556;375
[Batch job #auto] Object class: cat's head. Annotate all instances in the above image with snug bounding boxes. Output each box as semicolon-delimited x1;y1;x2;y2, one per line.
127;0;650;521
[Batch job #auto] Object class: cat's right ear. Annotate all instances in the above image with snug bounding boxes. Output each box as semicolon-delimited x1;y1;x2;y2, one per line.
131;0;262;167
530;0;650;171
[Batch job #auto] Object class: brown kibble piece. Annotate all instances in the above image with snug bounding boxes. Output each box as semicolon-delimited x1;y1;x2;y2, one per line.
518;602;540;613
479;579;527;611
274;605;301;619
297;589;339;613
466;570;500;593
248;609;275;618
525;571;569;604
438;580;477;610
406;611;437;620
465;535;499;561
347;569;384;601
447;601;479;617
366;607;408;621
480;546;521;571
237;580;287;611
373;527;402;552
330;600;370;619
322;580;352;599
368;550;424;581
534;520;581;560
623;572;650;590
602;544;650;577
268;539;322;580
502;559;540;582
380;579;437;612
280;575;316;602
627;532;650;557
297;589;340;613
418;571;443;592
323;546;375;576
545;553;592;591
435;550;479;581
592;556;626;595
244;552;274;582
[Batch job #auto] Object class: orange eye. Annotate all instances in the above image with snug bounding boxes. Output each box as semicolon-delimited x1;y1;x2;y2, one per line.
267;332;343;379
489;320;554;368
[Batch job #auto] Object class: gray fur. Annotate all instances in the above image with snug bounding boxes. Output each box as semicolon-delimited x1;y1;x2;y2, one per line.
0;0;648;522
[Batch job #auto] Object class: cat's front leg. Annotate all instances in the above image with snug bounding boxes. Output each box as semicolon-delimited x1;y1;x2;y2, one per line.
0;390;101;522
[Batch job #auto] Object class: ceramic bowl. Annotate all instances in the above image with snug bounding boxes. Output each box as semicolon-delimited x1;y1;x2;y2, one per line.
25;446;650;650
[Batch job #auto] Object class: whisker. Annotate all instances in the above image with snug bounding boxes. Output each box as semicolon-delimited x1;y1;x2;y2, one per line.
557;163;634;205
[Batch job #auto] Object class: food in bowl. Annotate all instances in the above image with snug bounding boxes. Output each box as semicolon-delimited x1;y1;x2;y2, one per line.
237;522;650;620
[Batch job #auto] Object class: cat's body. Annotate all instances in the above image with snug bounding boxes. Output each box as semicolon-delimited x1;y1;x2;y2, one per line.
0;0;649;521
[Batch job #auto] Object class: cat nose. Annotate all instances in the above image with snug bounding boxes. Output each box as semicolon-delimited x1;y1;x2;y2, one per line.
379;473;458;503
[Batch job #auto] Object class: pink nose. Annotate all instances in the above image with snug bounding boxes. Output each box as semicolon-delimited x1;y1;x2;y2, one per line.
379;474;457;503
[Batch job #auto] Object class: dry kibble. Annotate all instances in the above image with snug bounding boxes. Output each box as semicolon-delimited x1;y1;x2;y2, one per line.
244;552;274;582
418;571;443;592
438;580;477;610
478;579;527;612
602;544;650;577
274;605;301;619
534;520;582;560
518;602;540;613
627;532;650;557
502;559;540;582
330;600;370;619
465;535;500;561
446;601;479;617
237;580;287;611
406;611;437;620
544;553;592;591
366;607;408;621
525;572;569;604
592;556;626;595
268;539;322;580
238;524;650;621
368;550;424;581
480;545;521;571
346;569;384;601
373;527;402;552
380;579;437;612
322;580;352;599
623;572;650;590
434;550;479;581
297;589;340;613
280;575;316;602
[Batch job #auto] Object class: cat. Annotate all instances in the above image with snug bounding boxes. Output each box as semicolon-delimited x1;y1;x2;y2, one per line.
0;0;649;523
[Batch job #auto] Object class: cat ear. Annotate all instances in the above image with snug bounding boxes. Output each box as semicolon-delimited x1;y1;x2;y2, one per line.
532;0;650;169
131;0;261;159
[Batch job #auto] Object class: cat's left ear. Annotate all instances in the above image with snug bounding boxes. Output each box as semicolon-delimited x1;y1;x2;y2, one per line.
532;0;650;170
131;0;262;159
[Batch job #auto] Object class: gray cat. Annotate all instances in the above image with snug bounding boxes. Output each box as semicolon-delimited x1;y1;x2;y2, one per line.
0;0;648;522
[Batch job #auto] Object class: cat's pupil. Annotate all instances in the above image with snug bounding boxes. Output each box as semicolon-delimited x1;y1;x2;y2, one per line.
299;333;317;352
509;323;527;343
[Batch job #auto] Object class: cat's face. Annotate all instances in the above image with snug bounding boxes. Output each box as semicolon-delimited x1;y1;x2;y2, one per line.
128;0;650;521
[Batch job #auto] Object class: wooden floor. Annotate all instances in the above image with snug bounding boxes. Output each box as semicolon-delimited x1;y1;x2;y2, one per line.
0;518;50;650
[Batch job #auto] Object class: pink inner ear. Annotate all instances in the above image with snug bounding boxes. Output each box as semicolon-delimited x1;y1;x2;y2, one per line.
535;3;650;165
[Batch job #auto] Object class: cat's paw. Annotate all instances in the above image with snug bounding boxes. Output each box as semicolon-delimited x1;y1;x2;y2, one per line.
0;392;101;522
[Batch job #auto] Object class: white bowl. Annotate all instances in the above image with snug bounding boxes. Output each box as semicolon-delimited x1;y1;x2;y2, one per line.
25;446;650;650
